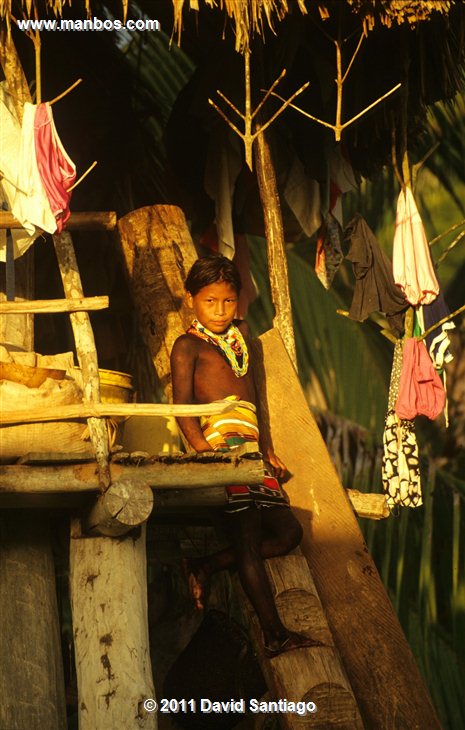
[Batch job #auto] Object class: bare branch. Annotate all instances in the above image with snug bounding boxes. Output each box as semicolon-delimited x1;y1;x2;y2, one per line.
252;82;310;140
342;32;365;83
208;98;244;139
215;89;245;121
269;91;335;131
340;83;401;133
253;68;287;119
49;78;83;105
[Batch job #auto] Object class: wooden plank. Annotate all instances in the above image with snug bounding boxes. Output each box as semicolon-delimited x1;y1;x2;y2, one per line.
256;329;441;730
0;296;109;314
53;231;110;488
0;453;265;493
0;398;243;425
236;553;364;730
0;211;117;230
70;522;156;729
17;451;95;465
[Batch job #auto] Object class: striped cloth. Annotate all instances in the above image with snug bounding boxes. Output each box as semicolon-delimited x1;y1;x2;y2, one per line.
200;396;289;512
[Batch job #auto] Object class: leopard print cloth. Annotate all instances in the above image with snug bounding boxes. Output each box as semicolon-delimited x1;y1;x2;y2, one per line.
382;340;423;508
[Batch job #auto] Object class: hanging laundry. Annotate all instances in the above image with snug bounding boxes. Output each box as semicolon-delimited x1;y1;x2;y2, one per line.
395;337;446;421
10;102;58;237
0;85;41;260
0;97;76;260
34;102;76;233
392;186;439;306
382;340;422;508
204;127;242;259
345;215;408;336
421;292;455;369
283;153;322;239
327;145;357;228
382;409;422;508
315;212;343;289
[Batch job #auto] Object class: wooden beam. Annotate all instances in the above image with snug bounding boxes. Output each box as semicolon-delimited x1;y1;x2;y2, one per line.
236;553;364;729
0;399;241;425
347;489;390;520
82;479;154;537
0;211;117;230
254;127;297;368
256;329;441;730
0;451;265;494
53;231;110;488
0;296;109;314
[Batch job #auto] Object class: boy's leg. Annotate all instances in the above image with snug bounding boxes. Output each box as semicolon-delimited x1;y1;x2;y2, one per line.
227;506;289;647
183;507;302;609
258;506;303;558
226;507;323;654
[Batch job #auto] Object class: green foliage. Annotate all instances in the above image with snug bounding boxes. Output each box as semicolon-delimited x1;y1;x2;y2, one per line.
246;236;389;437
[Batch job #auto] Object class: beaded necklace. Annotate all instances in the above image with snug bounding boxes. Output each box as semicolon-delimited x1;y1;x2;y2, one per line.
187;319;249;377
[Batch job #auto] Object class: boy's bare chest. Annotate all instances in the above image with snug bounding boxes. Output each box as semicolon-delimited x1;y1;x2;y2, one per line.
193;342;255;401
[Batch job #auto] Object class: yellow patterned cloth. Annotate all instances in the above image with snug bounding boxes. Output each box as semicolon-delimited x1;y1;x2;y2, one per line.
200;396;289;512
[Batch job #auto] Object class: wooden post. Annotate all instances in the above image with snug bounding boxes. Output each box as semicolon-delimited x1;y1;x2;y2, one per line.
236;553;364;730
117;205;197;397
255;329;442;730
0;31;66;730
254;127;297;368
53;231;110;488
70;523;156;729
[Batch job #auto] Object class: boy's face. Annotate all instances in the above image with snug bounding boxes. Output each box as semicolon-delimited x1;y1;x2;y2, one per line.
187;280;238;334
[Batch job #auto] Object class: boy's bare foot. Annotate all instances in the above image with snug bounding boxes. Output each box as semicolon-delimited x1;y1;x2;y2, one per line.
263;631;325;659
182;558;208;611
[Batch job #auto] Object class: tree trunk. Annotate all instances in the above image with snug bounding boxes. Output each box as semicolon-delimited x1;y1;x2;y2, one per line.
117;205;197;398
70;523;156;729
255;329;442;730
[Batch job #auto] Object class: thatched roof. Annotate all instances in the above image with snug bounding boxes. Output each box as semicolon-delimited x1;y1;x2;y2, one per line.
0;1;457;51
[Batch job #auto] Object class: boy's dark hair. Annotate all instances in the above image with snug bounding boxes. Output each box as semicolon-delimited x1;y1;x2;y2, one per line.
185;255;242;296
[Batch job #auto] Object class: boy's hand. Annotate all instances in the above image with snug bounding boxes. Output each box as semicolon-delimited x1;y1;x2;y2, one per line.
264;449;288;479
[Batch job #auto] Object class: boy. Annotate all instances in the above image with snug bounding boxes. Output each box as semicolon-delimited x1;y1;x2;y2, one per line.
170;255;322;658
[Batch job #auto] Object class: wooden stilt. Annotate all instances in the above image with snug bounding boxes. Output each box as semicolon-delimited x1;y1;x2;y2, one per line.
70;522;156;729
53;231;110;488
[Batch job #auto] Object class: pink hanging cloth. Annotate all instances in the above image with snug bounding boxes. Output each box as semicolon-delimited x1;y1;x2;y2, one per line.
392;186;439;306
33;103;76;233
395;338;445;420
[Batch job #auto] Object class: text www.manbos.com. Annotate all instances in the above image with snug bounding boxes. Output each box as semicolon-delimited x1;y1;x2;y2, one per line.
16;17;160;32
